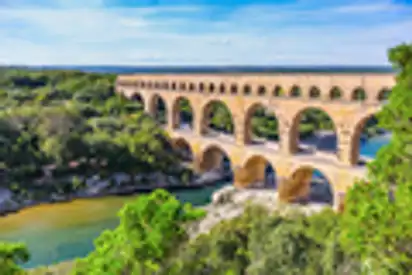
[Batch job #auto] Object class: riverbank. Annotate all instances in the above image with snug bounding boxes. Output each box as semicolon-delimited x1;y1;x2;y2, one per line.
0;170;231;217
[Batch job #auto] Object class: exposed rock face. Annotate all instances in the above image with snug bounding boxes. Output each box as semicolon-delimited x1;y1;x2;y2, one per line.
189;186;329;238
0;188;19;215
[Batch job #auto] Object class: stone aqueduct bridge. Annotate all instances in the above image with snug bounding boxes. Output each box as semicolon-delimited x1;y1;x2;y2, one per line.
116;72;395;207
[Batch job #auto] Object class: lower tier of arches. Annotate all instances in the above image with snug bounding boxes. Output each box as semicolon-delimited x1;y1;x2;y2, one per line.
169;129;365;211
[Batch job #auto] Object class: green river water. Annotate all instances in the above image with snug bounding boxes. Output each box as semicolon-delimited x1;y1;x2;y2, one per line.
0;183;228;268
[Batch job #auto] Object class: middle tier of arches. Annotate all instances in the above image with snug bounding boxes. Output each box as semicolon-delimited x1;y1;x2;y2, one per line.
130;90;381;167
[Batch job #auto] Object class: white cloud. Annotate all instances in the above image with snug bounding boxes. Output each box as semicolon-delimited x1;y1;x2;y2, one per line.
0;1;411;65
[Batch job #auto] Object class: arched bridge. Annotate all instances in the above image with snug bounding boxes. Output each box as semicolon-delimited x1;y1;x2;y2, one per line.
116;72;395;208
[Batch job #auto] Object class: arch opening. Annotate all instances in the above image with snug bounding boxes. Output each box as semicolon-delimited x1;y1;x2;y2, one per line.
289;107;337;156
199;83;205;93
179;82;186;91
378;88;391;101
243;85;252;96
290;85;301;98
309;86;321;99
258;86;266;96
273;86;283;97
278;166;333;205
172;138;193;162
244;103;279;145
150;94;167;125
352;87;367;101
239;155;276;189
230;84;238;95
349;114;388;166
201;100;234;137
172;97;193;130
209;83;215;94
329;86;342;100
219;83;226;94
199;145;232;175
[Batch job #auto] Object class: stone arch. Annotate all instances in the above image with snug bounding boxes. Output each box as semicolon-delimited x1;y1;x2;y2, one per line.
289;85;301;98
189;83;195;91
273;86;283;97
257;86;266;96
244;102;279;144
209;83;216;93
348;112;382;165
199;144;232;173
179;82;186;91
149;94;168;124
377;87;391;101
309;86;321;99
230;84;238;95
147;81;153;89
200;100;234;135
172;137;193;161
171;96;193;129
162;81;169;89
279;165;334;204
243;84;252;96
352;87;367;101
171;82;177;90
237;155;276;188
199;82;205;93
329;86;343;100
288;107;337;155
219;83;226;94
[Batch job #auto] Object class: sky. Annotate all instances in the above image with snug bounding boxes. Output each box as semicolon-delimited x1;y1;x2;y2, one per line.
0;0;411;66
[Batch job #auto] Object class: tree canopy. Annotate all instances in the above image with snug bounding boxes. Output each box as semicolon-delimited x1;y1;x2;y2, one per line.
340;43;412;274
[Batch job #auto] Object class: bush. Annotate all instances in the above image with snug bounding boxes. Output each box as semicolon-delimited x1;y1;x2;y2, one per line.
0;242;30;275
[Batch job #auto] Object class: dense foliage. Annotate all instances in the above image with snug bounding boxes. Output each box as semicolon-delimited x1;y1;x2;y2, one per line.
340;43;412;274
0;242;29;275
73;189;206;275
0;69;189;203
66;202;361;275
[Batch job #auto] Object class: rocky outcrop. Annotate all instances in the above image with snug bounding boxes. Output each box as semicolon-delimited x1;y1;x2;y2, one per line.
189;186;329;238
0;188;20;215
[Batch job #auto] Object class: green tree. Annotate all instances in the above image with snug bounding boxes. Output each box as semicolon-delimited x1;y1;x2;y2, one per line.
0;242;30;275
340;43;412;274
73;189;205;275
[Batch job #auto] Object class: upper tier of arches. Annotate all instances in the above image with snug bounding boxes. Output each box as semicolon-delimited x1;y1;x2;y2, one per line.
117;73;394;103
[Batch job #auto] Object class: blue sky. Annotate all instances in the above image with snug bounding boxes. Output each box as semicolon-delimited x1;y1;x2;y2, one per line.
0;0;411;65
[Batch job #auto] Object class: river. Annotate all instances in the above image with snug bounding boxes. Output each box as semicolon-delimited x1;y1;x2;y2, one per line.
0;135;390;269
